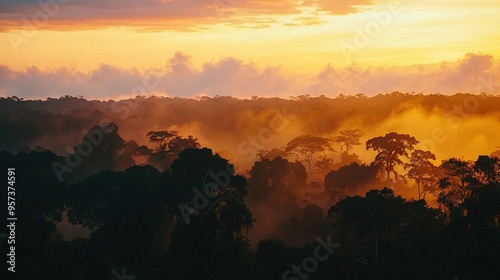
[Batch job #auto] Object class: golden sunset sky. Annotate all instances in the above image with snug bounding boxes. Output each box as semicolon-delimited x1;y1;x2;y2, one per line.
1;0;499;98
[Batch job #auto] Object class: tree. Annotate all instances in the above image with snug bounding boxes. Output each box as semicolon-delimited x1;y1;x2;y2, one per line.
315;156;335;176
83;123;128;170
255;239;289;279
165;148;254;279
407;150;442;200
473;155;500;185
123;139;152;158
166;135;201;167
248;156;307;206
67;165;171;266
257;148;288;161
438;158;477;220
147;130;177;171
439;156;500;224
68;123;133;182
464;184;500;229
324;162;379;201
336;129;363;154
330;151;362;171
285;135;333;174
366;132;419;181
328;188;443;272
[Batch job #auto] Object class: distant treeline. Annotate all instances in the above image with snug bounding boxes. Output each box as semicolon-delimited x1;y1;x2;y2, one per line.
2;92;500;156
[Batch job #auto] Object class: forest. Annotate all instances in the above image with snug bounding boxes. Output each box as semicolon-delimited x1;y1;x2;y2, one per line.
1;92;500;280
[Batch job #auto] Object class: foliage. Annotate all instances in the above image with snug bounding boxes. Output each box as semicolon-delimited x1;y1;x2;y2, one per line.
366;132;419;181
335;129;363;154
285;135;333;174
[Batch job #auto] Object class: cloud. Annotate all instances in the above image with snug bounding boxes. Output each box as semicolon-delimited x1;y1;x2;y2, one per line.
0;53;499;100
303;0;374;14
0;0;378;31
307;53;500;95
0;52;302;99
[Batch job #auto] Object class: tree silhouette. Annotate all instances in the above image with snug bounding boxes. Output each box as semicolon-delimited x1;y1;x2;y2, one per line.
315;156;335;175
165;148;254;279
248;156;307;206
257;148;288;161
324;162;379;201
165;135;200;167
464;184;500;229
438;158;477;221
329;188;443;272
147;130;177;171
407;149;442;200
285;135;332;174
82;123;128;170
336;129;363;154
473;155;500;185
66;165;171;265
366;132;419;182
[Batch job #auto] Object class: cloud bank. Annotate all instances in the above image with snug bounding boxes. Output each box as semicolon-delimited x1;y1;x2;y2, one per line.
0;0;375;31
1;53;499;100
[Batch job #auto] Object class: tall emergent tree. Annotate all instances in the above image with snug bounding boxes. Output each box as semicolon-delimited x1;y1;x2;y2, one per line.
336;129;363;154
407;149;442;200
366;132;419;181
147;130;177;171
285;135;333;174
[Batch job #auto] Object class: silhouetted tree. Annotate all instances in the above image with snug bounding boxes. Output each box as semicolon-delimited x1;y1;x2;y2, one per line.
285;135;333;174
248;156;307;206
329;188;443;274
407;149;442;199
464;184;500;229
438;158;477;222
330;151;362;171
473;155;500;185
165;148;254;279
336;129;363;154
324;162;379;201
255;239;289;279
165;135;200;167
67;165;170;265
366;132;419;181
65;123;134;182
147;130;177;171
257;148;288;161
83;123;129;170
315;156;335;175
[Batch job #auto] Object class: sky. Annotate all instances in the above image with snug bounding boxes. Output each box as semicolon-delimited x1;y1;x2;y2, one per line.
0;0;499;99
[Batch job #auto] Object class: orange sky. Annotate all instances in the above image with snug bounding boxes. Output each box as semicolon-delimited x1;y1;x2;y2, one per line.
0;0;499;98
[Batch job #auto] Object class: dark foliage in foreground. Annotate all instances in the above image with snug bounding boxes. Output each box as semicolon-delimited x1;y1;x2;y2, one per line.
2;144;500;280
